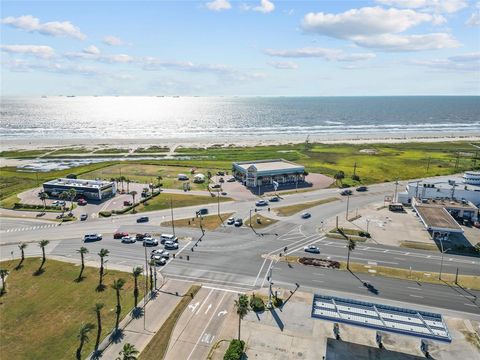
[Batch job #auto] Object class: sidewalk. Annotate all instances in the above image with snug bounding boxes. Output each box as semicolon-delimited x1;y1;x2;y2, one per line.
91;278;193;359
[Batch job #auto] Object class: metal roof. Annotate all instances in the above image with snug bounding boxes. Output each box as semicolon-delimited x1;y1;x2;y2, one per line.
233;159;304;174
43;178;113;189
414;205;464;233
312;294;451;343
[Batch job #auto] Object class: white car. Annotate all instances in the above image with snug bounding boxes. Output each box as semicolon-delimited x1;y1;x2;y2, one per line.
84;233;102;242
304;245;320;254
153;257;167;266
121;236;136;243
143;237;158;246
227;217;235;225
164;241;178;250
151;250;169;259
160;234;178;244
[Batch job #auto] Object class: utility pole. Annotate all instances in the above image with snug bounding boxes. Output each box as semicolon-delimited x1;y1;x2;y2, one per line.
170;198;175;236
249;209;253;228
345;194;350;220
217;190;223;226
353;162;357;177
267;266;273;309
426;157;431;173
144;244;148;330
393;178;399;202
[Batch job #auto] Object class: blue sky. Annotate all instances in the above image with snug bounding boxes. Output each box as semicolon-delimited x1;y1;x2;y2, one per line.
1;0;479;95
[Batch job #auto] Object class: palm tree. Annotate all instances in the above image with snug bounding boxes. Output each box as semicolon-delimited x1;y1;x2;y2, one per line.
17;242;27;268
59;191;69;216
93;303;104;351
39;191;48;211
234;294;250;341
119;176;126;192
130;191;137;213
346;239;356;270
39;239;49;263
66;188;77;211
97;248;109;290
112;278;126;329
148;260;155;292
334;171;345;186
0;269;9;295
76;247;89;281
126;178;131;193
116;343;139;360
76;322;95;360
132;266;143;307
156;175;163;189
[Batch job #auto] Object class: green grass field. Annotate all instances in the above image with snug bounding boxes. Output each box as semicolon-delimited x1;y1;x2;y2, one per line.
134;193;232;213
0;258;139;360
161;212;234;230
275;197;340;216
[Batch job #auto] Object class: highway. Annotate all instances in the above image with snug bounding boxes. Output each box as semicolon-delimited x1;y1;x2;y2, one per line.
1;180;479;319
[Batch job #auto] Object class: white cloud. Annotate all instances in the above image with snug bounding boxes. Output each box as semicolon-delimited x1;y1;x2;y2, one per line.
206;0;231;11
354;33;460;51
411;52;480;71
466;3;480;26
102;35;124;46
1;44;55;58
1;15;86;40
253;0;275;13
83;45;100;55
302;7;443;38
268;61;298;69
376;0;468;14
265;47;376;61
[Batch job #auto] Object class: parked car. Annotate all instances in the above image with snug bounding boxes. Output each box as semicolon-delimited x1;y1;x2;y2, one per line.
136;233;151;240
227;217;235;225
219;177;225;183
80;214;88;221
227;178;236;182
151;249;169;258
137;216;149;223
304;245;320;254
143;237;158;246
340;189;353;196
123;200;132;206
217;171;225;176
77;198;87;206
356;186;368;192
164;241;179;250
269;196;280;202
234;218;243;227
121;236;136;243
211;184;221;189
197;208;208;215
153;257;167;266
255;200;269;207
114;231;129;239
221;192;227;196
160;234;178;244
84;233;102;242
301;212;311;219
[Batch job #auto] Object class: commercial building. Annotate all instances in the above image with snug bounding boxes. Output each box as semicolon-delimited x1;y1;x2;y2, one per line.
43;178;116;201
397;171;480;206
232;159;306;188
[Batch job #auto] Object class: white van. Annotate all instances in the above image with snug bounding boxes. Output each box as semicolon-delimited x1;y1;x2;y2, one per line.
160;234;178;244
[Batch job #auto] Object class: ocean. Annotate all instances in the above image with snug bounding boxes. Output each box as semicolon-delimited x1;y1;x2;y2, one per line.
1;96;479;142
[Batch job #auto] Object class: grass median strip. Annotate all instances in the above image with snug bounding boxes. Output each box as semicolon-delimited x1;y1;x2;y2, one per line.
139;285;201;360
162;212;234;230
274;197;339;217
133;193;232;213
245;214;278;229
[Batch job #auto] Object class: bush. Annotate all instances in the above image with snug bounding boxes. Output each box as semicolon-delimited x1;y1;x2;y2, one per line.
65;174;77;179
224;339;244;360
273;296;283;308
250;295;265;312
351;174;360;181
475;242;480;254
99;211;111;217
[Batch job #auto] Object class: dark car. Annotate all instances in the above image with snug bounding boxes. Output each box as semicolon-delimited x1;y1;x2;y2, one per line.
234;218;243;227
269;196;280;202
227;178;236;182
80;214;88;221
217;171;225;176
137;216;149;223
340;189;353;196
301;212;311;219
123;200;132;206
356;186;368;192
219;177;225;183
197;208;208;215
136;233;151;240
114;231;129;239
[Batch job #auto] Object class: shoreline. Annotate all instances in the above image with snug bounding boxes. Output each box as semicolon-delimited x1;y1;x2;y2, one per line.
2;132;480;151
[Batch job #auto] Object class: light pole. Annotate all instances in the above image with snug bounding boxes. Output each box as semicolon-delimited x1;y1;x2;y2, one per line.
393;178;399;202
438;236;451;280
345;194;350;220
267;266;273;309
366;218;370;233
144;243;148;330
170;198;175;237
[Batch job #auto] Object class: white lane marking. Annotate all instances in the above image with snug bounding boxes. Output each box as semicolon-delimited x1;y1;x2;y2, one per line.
409;294;424;298
463;303;478;307
261;259;274;288
407;287;422;291
158;240;191;272
312;279;324;283
217;310;228;316
196;288;214;315
313;273;325;276
188;302;200;312
164;273;253;289
205;304;212;315
186;292;227;360
253;257;268;287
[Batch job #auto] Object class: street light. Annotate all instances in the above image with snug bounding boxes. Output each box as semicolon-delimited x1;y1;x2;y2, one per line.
438;236;451;280
345;194;350;220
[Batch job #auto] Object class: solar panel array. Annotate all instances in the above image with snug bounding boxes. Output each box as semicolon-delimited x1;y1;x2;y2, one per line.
312;294;451;343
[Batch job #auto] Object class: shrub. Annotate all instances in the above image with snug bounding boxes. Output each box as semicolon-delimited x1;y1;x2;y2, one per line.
99;211;111;217
250;295;265;312
224;339;244;360
65;174;77;179
351;174;360;181
273;296;283;308
475;242;480;254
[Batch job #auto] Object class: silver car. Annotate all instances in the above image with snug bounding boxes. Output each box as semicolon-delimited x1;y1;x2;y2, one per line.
121;236;136;243
143;237;158;246
164;241;178;250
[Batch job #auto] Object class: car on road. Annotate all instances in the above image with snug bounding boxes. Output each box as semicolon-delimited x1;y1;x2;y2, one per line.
301;212;311;219
164;241;179;250
77;198;87;206
152;257;167;266
52;200;66;207
123;200;132;206
137;216;149;223
211;184;221;189
114;231;129;239
221;192;227;196
255;200;269;206
217;171;225;176
197;208;208;215
269;196;279;202
80;214;88;221
151;249;169;259
304;245;320;254
160;234;178;244
234;218;243;227
219;177;225;183
340;189;353;196
356;186;368;192
121;236;136;244
227;217;235;225
143;237;158;246
227;178;235;182
136;233;151;240
84;233;102;242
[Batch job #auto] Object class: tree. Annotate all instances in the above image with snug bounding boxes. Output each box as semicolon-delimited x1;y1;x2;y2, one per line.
0;269;9;295
126;178;131;193
234;294;250;341
39;191;48;211
59;191;69;216
93;303;104;351
17;243;27;268
97;248;110;290
346;239;356;270
76;322;95;360
66;188;77;211
334;171;345;186
132;266;143;307
112;278;126;329
156;175;163;189
116;343;139;360
130;191;138;213
76;247;89;281
119;176;126;192
148;260;155;292
39;239;49;263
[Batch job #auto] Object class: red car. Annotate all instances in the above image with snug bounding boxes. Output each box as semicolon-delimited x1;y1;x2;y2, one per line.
77;199;87;206
114;232;129;239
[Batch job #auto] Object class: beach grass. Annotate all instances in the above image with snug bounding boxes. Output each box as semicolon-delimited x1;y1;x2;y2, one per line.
0;149;50;158
161;212;234;230
134;146;170;153
0;258;139;360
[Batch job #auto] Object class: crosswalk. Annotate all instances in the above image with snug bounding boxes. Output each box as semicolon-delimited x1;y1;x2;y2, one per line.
1;223;59;233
